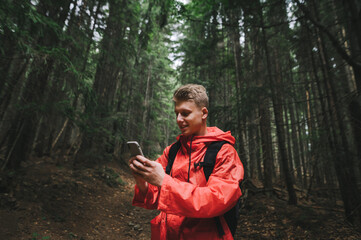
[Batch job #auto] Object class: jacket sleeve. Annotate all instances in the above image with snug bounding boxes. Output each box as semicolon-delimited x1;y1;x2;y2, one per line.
157;145;244;218
132;146;171;209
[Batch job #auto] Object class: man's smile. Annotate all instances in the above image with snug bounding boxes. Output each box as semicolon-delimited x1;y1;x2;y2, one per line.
179;125;188;130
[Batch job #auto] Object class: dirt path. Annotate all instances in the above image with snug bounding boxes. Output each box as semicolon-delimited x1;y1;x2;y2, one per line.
0;157;360;239
0;158;158;240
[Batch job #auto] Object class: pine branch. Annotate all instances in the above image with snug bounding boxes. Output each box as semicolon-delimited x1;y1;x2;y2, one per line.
293;0;361;70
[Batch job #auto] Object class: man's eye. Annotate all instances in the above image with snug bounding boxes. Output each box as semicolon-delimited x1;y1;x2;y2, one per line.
175;112;190;117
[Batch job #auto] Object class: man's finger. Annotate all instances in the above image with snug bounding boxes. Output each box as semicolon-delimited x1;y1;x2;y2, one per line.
134;155;147;163
130;162;147;176
132;159;147;170
128;156;138;165
134;155;154;167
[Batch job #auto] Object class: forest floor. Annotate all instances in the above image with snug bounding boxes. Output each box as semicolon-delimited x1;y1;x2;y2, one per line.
0;156;361;240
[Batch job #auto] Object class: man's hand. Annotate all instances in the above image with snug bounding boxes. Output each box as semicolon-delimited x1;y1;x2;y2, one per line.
129;155;165;187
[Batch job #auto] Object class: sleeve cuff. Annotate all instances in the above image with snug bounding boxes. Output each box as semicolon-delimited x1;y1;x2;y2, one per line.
157;174;173;211
132;184;149;206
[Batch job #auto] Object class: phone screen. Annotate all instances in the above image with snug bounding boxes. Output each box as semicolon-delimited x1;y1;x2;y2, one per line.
127;141;144;156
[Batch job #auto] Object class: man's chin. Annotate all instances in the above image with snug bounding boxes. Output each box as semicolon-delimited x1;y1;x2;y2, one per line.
180;129;191;136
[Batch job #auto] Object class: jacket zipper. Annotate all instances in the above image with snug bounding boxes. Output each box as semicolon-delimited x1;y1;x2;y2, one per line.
165;136;192;237
187;136;193;182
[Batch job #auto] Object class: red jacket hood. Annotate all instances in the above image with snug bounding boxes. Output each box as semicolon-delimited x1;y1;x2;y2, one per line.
176;126;236;146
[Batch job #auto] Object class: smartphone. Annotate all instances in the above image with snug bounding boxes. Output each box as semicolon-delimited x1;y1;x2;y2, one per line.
127;141;144;157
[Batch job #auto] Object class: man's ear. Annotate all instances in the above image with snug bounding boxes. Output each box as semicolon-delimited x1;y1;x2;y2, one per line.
201;107;208;120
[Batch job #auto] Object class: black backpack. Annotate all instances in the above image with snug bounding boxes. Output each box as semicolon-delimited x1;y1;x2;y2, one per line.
165;140;241;237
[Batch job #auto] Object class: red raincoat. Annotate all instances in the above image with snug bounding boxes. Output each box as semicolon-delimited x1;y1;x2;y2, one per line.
133;127;244;239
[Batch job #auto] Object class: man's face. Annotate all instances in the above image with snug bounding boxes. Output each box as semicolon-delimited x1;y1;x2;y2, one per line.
174;100;207;136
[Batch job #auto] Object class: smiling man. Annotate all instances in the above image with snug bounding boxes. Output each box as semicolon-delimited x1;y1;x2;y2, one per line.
174;85;208;137
129;84;244;240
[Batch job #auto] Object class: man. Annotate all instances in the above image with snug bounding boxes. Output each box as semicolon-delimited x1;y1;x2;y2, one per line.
129;84;244;239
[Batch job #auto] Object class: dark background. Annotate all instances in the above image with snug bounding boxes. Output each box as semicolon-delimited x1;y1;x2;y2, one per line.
1;0;361;238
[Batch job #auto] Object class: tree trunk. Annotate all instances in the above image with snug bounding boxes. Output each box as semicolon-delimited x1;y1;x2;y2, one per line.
272;50;297;205
284;103;295;183
76;0;130;163
3;0;72;169
310;0;361;225
288;73;303;185
227;2;248;168
257;0;297;204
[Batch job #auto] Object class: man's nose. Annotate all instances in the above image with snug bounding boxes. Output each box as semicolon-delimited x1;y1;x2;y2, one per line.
176;113;183;122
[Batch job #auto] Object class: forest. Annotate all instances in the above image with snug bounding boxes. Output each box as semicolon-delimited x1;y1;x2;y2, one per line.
1;0;361;239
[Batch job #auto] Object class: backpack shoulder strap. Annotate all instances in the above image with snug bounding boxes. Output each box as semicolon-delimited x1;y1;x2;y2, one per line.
201;141;239;238
165;141;181;175
201;141;229;181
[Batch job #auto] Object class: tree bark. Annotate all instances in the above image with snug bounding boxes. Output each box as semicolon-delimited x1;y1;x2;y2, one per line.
76;0;130;163
3;0;72;168
227;0;248;168
258;0;297;204
309;0;361;225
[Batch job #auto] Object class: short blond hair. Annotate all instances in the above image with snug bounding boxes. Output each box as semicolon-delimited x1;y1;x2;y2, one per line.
173;84;209;108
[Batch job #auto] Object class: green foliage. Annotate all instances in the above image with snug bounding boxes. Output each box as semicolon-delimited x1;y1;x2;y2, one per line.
30;232;50;240
97;167;126;187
